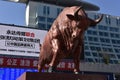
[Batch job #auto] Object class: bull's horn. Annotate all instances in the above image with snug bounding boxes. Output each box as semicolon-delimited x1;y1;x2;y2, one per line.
90;14;103;26
74;6;82;17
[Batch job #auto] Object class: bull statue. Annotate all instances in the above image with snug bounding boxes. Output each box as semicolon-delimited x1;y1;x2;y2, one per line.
38;6;103;74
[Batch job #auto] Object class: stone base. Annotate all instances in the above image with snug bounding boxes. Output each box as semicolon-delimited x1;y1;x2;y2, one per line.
17;72;107;80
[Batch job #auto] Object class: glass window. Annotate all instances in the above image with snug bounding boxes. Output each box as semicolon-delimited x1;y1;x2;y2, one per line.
105;15;111;24
87;58;94;62
90;46;96;50
85;52;91;56
87;30;92;34
36;16;46;22
85;58;94;62
88;37;98;42
117;40;120;44
93;31;97;35
37;23;46;30
102;48;108;52
98;25;108;30
47;17;55;23
85;46;89;50
101;59;105;63
87;30;97;35
110;33;119;38
57;8;62;16
100;38;105;42
110;33;114;37
112;39;116;44
108;48;113;52
102;47;113;52
88;37;93;41
94;37;98;42
115;49;120;53
116;17;120;26
84;36;87;41
43;6;46;15
94;58;99;62
106;39;110;43
113;60;118;64
99;32;109;37
109;60;114;64
112;39;120;44
47;24;51;30
99;32;103;36
109;27;119;32
104;32;109;37
90;46;101;51
109;54;116;58
96;47;101;51
117;55;120;59
98;53;102;57
47;6;50;15
100;38;110;43
92;52;98;57
115;34;120;38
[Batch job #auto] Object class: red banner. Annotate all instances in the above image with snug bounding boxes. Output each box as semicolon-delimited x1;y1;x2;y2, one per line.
0;57;74;70
0;57;38;68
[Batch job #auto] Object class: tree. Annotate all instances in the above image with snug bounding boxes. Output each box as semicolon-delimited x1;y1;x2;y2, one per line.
102;52;110;64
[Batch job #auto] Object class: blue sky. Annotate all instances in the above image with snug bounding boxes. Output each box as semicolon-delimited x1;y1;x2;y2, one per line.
0;1;25;25
0;0;120;26
86;0;120;16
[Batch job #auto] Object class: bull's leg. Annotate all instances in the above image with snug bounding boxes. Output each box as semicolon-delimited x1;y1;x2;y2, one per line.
73;57;80;74
38;57;45;72
38;64;44;72
48;39;60;73
73;46;81;74
48;65;57;73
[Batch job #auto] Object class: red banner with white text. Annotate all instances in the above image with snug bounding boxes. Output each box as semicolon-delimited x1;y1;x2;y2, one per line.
0;57;74;71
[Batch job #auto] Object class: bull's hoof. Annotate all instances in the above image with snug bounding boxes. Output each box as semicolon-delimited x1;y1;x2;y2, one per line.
48;66;56;73
74;71;79;74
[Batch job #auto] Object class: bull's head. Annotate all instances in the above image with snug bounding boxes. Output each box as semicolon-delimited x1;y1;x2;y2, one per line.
66;6;103;28
66;6;103;39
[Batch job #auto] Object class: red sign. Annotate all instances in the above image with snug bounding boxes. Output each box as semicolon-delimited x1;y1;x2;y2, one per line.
0;57;38;68
0;57;74;71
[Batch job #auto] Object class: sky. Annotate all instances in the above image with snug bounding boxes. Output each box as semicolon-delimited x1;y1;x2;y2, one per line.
0;0;120;26
86;0;120;16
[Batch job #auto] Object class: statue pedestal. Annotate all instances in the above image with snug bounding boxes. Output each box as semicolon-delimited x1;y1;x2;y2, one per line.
17;72;107;80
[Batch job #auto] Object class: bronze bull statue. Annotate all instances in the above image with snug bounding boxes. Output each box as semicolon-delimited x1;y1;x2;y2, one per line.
38;6;103;74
